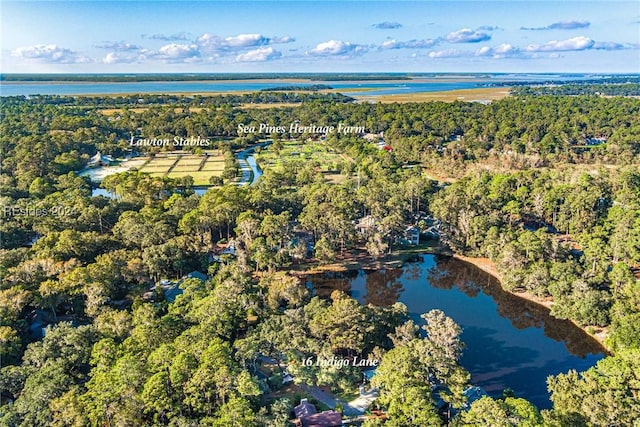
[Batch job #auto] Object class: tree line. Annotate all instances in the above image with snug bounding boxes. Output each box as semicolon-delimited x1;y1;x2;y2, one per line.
1;88;639;425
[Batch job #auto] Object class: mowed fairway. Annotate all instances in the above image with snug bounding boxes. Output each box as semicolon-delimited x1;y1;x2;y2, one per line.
136;153;225;185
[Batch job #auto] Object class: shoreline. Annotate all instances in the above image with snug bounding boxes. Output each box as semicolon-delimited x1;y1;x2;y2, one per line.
356;87;512;103
292;245;609;350
452;253;609;350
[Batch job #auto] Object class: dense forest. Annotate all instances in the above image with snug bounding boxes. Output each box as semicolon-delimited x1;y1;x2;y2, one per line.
1;87;639;425
511;82;640;97
0;92;353;109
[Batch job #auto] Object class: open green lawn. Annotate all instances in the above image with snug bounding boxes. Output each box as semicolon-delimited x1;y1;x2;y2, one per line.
256;140;348;183
174;158;204;166
168;170;221;183
201;157;226;171
133;154;224;185
139;166;172;174
201;164;225;171
144;157;178;166
87;154;226;186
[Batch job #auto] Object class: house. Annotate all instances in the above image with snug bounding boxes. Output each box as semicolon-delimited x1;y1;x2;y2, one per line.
462;386;489;410
585;137;607;146
150;271;208;303
87;152;114;167
27;310;51;339
293;399;342;427
184;271;207;282
221;241;236;255
423;226;440;240
300;411;342;427
404;226;420;245
294;400;342;427
355;215;377;237
294;399;317;419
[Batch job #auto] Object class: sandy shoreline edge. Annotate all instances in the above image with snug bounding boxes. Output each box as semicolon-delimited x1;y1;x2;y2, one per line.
453;253;609;349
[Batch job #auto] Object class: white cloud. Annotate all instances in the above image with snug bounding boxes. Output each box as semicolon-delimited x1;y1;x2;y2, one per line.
476;43;520;58
102;52;137;64
592;41;628;51
95;41;143;51
223;33;270;48
381;38;439;49
157;43;200;60
11;44;91;63
445;28;491;43
373;22;402;29
428;49;466;58
196;33;293;53
477;25;501;31
236;47;281;62
525;36;594;52
307;40;367;56
142;32;189;41
521;20;590;31
272;35;295;44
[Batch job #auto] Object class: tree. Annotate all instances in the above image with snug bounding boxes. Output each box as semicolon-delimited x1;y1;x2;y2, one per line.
366;232;388;260
213;396;259;427
372;343;441;426
0;325;21;367
453;396;521;427
260;271;309;310
607;312;640;351
313;236;336;263
548;349;640;426
309;291;368;353
421;309;463;362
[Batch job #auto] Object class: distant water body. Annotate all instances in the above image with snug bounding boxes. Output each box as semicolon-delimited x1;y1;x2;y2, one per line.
0;74;599;97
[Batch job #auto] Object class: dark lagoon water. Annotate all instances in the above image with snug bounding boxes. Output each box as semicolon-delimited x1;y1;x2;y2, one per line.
306;254;605;409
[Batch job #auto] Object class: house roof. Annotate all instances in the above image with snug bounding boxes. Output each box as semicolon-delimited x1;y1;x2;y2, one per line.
300;410;342;427
185;271;207;281
163;283;183;303
89;152;114;164
294;400;317;419
463;386;489;408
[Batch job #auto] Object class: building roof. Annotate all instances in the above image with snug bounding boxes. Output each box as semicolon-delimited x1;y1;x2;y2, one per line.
294;400;317;419
463;386;489;409
185;271;207;281
88;152;114;165
163;283;183;303
300;410;342;427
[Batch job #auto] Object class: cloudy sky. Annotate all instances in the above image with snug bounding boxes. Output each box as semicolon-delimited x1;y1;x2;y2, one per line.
2;0;639;73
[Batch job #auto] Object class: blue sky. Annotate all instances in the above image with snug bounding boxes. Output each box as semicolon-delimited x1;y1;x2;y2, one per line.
1;1;639;73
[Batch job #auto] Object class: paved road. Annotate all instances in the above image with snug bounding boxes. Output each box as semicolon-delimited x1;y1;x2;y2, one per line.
300;384;378;417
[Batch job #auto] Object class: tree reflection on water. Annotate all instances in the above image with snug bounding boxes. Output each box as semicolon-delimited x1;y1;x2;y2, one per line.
306;254;604;358
429;255;605;358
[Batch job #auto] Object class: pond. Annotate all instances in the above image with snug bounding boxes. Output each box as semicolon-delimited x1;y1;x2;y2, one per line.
306;254;605;409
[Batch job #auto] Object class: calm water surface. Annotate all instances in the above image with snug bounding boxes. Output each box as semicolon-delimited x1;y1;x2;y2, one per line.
0;80;482;96
306;254;604;409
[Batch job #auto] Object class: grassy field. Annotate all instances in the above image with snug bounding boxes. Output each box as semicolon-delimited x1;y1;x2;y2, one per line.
354;86;512;103
128;154;225;185
256;140;347;183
